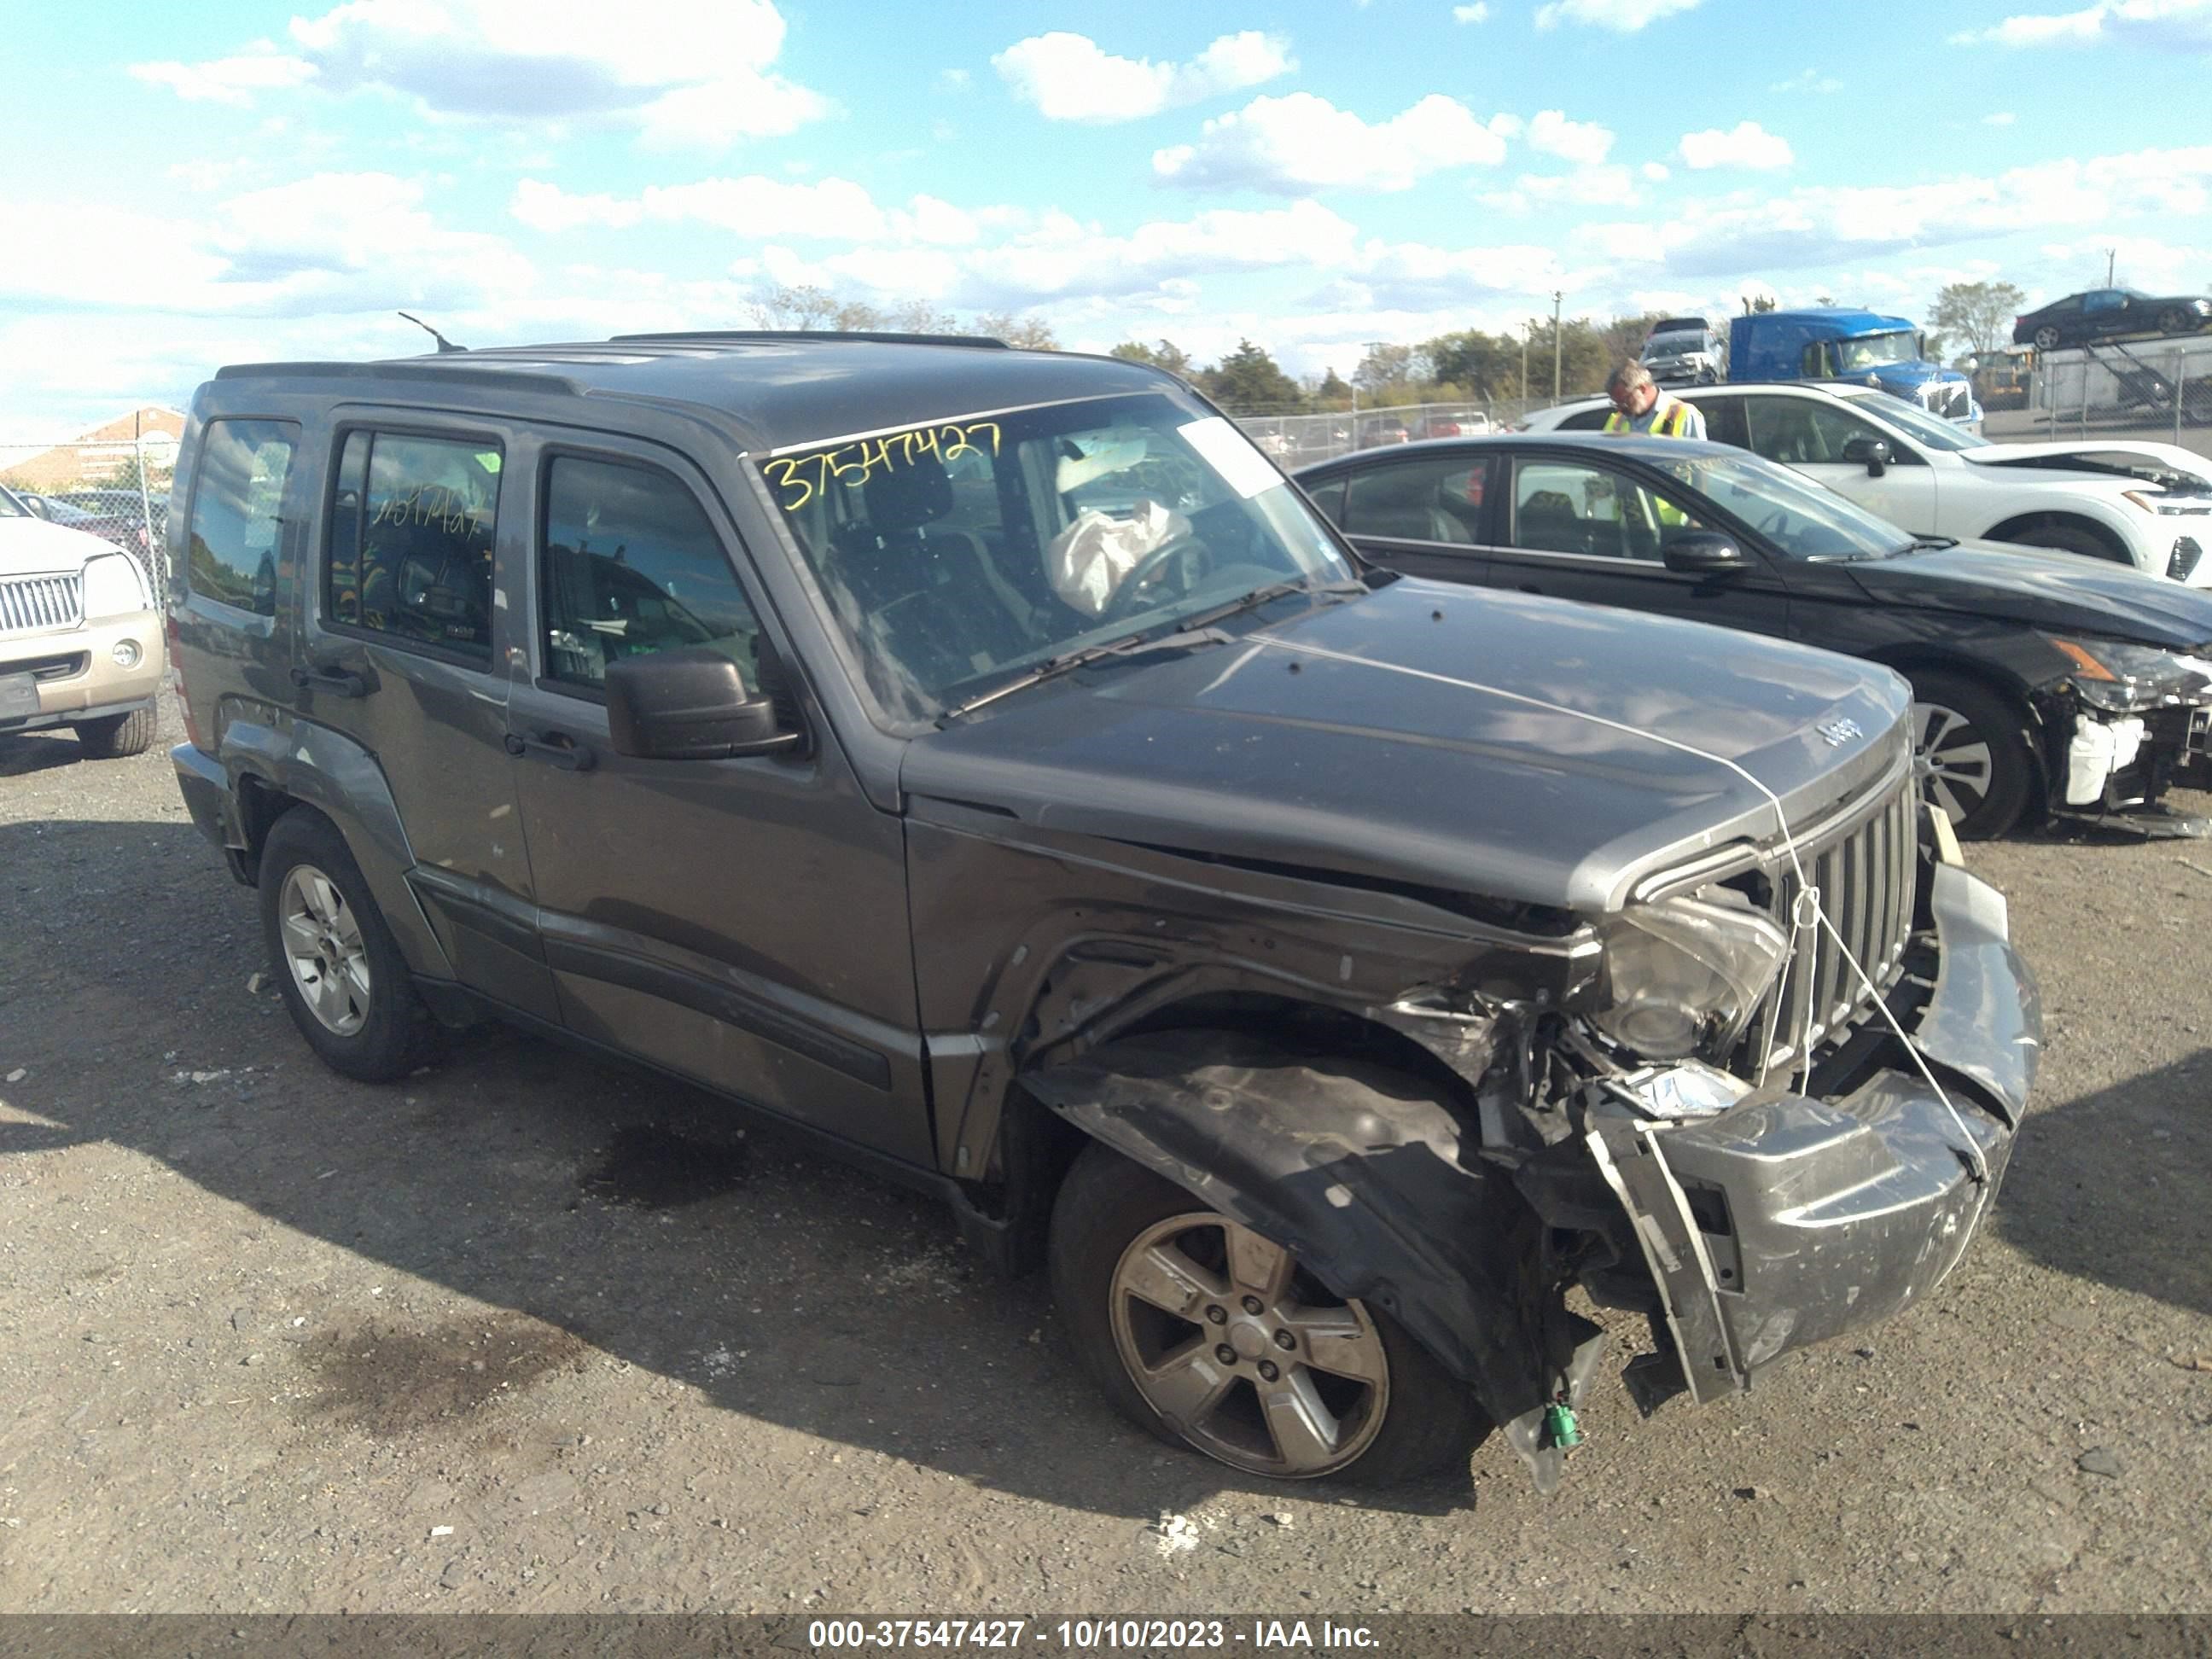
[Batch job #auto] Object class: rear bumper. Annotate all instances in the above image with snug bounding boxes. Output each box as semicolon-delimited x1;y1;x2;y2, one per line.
1594;862;2038;1400
0;611;165;732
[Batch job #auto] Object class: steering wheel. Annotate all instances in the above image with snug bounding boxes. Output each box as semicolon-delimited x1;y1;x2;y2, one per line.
1097;534;1205;626
1755;509;1793;538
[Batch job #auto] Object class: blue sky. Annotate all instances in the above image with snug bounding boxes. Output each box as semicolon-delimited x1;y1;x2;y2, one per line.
3;0;2210;435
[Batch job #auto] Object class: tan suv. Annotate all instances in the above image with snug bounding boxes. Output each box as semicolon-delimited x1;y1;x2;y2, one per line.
0;484;165;757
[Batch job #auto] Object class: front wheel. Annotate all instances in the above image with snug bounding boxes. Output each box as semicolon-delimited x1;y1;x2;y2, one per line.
73;706;156;759
1049;1142;1487;1484
2033;325;2061;351
1908;670;2034;839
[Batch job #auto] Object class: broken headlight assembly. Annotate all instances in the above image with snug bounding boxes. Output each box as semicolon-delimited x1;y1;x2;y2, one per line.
1589;890;1791;1062
2049;636;2212;714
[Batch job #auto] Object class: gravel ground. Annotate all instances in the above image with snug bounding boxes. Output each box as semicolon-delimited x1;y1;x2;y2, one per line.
1;697;2207;1616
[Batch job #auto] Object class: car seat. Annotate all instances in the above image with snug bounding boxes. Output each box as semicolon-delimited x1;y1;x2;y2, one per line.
1348;468;1473;544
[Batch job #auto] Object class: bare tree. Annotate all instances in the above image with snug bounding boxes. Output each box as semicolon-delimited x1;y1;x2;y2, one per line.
1929;280;2027;362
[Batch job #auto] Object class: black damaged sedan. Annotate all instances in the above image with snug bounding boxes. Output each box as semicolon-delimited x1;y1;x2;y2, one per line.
1297;434;2212;839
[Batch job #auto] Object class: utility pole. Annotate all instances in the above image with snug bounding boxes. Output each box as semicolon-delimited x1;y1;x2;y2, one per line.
1551;290;1564;404
2104;247;2116;287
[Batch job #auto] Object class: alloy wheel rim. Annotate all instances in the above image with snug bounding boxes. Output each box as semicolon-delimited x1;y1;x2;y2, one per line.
279;864;371;1037
1913;701;1994;827
1108;1211;1389;1478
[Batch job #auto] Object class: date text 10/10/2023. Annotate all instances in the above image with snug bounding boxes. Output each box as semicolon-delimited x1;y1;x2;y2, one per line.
803;1619;1379;1651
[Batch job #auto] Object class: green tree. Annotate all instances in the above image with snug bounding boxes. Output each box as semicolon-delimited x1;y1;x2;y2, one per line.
1201;340;1306;410
1422;329;1515;401
1928;280;2026;362
1109;339;1196;377
1313;367;1353;408
974;311;1058;349
1742;294;1778;313
1522;316;1610;398
1352;341;1422;397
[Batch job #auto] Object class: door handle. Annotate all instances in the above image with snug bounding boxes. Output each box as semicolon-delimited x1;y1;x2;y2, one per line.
288;665;366;698
504;730;596;771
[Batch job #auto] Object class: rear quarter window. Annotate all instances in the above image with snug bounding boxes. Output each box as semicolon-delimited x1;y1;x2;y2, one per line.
184;419;298;617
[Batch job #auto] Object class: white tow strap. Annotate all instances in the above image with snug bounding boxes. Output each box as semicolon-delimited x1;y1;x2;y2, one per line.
1253;632;1992;1185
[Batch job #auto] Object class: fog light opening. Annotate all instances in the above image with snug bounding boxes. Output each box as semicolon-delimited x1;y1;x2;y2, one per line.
111;639;143;669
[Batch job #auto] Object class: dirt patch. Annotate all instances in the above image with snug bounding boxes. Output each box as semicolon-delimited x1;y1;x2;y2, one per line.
580;1124;750;1210
295;1313;590;1438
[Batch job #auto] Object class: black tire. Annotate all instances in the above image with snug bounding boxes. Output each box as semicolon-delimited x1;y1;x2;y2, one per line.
2157;308;2192;335
73;705;156;759
258;809;436;1083
2007;521;2130;565
2032;324;2061;351
1906;669;2034;840
1048;1140;1487;1486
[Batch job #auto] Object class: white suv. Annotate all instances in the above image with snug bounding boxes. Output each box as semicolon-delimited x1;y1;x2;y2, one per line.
0;485;165;756
1525;383;2212;583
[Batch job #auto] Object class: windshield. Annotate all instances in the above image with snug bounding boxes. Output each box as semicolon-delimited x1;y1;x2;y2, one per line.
1833;387;1990;451
1835;330;1919;370
0;486;25;519
1654;452;1910;561
1643;335;1703;359
762;391;1354;726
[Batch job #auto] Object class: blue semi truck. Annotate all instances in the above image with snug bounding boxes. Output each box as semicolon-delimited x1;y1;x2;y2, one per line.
1726;307;1982;427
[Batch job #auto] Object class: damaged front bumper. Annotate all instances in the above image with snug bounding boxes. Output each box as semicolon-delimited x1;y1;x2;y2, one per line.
1586;861;2039;1406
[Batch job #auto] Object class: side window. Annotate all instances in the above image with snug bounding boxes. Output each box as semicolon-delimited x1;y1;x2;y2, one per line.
1340;456;1486;544
2083;290;2123;314
1743;399;1895;467
1508;460;1698;562
1301;475;1347;527
326;432;498;659
185;419;296;617
1558;406;1613;432
1697;397;1750;451
540;456;760;691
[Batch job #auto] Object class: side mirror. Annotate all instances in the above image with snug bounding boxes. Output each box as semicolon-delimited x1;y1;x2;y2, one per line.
604;647;800;760
1840;434;1891;476
1663;531;1749;575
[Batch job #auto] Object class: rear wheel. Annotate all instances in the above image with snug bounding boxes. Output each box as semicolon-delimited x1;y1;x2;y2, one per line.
1049;1141;1487;1485
2157;307;2194;335
259;810;436;1082
73;706;156;759
1907;670;2034;839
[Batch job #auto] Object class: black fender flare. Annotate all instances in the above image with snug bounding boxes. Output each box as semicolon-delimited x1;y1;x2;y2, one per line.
1021;1028;1605;1493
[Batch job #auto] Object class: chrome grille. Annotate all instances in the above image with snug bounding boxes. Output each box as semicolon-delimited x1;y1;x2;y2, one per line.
1754;777;1921;1076
0;573;84;637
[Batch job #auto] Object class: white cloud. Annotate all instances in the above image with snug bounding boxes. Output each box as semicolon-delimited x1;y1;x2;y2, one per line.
1769;67;1842;92
1153;92;1510;194
938;67;972;91
1527;110;1615;166
510;177;992;244
991;31;1292;123
1577;143;2212;276
129;49;317;105
1983;111;2018;125
1679;121;1795;171
1951;0;2212;48
132;0;827;149
1534;0;1703;30
1641;160;1671;181
1452;3;1491;19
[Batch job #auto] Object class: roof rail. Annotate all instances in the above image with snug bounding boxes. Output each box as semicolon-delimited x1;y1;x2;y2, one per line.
212;360;589;395
607;329;1010;351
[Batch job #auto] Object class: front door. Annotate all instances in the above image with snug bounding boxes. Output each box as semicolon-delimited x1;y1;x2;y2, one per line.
300;415;556;1022
1314;451;1496;589
1482;453;1795;638
502;435;930;1166
1738;395;1939;533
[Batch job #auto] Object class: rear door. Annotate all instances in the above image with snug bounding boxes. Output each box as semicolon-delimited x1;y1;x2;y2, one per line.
501;431;931;1166
1483;451;1795;638
301;412;556;1022
1313;451;1496;588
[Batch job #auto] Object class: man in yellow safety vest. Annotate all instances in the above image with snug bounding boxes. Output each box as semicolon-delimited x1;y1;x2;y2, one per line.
1602;361;1707;439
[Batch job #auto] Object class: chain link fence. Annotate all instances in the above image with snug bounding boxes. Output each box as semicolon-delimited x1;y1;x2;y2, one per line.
2023;336;2212;444
1;422;179;599
1221;398;1559;469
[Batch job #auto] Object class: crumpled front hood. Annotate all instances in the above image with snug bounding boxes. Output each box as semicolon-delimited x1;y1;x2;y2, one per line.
1959;439;2212;493
1846;541;2212;649
0;517;108;577
903;579;1911;913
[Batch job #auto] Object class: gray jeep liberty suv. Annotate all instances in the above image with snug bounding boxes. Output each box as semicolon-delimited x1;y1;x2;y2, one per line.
167;332;2040;1491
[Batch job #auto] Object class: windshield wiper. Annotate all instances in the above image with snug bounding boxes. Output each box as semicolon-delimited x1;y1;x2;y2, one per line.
938;578;1363;723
